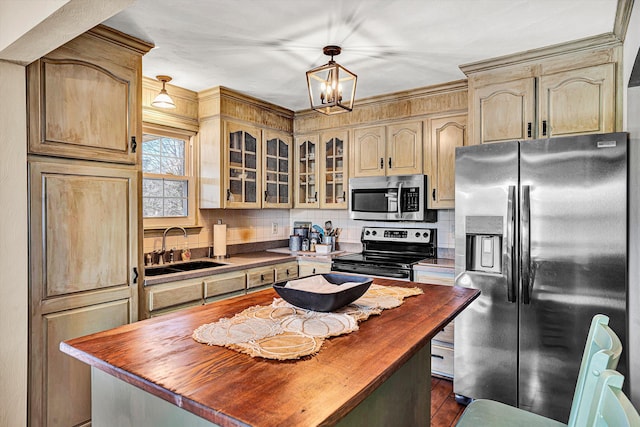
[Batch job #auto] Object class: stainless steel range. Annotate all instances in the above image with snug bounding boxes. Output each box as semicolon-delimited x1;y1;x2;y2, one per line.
331;226;437;280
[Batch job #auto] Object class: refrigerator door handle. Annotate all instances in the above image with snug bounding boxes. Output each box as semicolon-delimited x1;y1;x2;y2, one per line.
521;185;532;304
505;185;516;303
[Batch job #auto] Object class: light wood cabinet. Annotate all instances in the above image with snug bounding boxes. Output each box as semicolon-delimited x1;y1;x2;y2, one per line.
204;271;246;303
26;26;151;427
295;135;320;207
473;78;536;145
464;36;621;145
353;121;422;177
426;114;467;209
275;261;299;282
27;27;149;164
263;130;292;208
246;266;276;291
225;121;262;208
147;277;204;312
298;259;332;277
199;87;294;209
319;130;348;209
538;63;616;138
295;131;348;209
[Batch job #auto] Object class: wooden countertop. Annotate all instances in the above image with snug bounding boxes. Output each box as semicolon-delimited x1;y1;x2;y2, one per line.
61;279;479;427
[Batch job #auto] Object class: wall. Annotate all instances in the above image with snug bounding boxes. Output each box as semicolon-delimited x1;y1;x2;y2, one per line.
0;60;28;427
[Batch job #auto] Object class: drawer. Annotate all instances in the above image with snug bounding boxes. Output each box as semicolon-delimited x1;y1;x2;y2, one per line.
147;278;204;312
298;261;331;277
433;321;454;344
203;271;246;298
275;261;299;282
247;267;275;289
431;343;454;378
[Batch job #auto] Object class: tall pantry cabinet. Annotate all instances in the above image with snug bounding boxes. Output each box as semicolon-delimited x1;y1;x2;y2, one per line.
26;26;152;426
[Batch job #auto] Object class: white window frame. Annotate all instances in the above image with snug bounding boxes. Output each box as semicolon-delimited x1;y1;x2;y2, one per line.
142;123;198;229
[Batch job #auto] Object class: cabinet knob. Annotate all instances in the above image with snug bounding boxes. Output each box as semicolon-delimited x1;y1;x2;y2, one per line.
312;268;316;274
133;267;138;284
226;189;231;201
130;136;137;153
527;122;532;138
260;274;265;281
432;188;436;201
314;191;318;202
380;158;384;169
388;157;392;168
542;120;548;137
264;190;268;202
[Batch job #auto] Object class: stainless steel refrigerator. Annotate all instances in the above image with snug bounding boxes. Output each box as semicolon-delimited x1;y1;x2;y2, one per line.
453;132;628;423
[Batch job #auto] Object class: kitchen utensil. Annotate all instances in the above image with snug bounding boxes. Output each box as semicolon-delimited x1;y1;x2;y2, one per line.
312;224;325;238
324;220;333;235
323;235;335;252
293;227;309;239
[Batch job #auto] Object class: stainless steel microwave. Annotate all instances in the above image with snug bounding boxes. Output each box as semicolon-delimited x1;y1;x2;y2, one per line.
349;175;437;222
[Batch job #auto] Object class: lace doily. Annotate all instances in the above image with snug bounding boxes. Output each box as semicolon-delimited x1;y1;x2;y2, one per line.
192;284;423;360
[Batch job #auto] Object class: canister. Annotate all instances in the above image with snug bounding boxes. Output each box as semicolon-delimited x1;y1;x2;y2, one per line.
289;235;302;252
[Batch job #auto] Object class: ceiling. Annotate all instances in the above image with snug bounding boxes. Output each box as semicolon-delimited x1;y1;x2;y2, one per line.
103;0;619;112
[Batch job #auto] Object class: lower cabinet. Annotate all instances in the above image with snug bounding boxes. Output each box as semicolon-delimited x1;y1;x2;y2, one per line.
146;277;205;317
34;300;131;427
414;264;455;378
298;259;332;277
275;261;299;282
204;271;246;303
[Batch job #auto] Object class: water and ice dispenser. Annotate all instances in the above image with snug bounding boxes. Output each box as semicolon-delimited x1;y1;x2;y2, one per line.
465;216;503;274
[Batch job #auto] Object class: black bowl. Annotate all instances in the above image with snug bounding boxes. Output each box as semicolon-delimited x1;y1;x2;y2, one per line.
273;273;373;312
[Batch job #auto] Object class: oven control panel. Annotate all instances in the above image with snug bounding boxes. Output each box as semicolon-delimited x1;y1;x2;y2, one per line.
362;227;435;244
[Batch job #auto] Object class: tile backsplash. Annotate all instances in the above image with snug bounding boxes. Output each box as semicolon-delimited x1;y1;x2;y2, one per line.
144;208;455;255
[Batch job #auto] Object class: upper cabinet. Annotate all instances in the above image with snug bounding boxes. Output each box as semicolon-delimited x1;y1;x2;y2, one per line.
463;34;621;145
263;130;293;208
426;114;467;209
225;121;261;208
27;26;151;164
295;131;348;209
353;121;422;177
199;87;294;209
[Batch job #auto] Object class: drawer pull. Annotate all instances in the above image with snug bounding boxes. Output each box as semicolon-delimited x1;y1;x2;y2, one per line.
431;354;445;359
260;274;265;281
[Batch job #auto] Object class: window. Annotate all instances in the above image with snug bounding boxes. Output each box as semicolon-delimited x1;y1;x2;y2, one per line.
142;125;197;228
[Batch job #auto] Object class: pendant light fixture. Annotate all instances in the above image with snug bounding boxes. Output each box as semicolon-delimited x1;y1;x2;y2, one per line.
306;46;357;115
151;75;176;109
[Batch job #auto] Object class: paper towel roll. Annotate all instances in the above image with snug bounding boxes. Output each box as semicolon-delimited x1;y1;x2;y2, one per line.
213;224;227;257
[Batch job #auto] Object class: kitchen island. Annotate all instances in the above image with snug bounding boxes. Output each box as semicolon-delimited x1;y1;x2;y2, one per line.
61;278;479;426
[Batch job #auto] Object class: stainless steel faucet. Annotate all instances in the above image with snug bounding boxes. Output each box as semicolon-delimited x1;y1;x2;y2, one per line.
161;226;188;262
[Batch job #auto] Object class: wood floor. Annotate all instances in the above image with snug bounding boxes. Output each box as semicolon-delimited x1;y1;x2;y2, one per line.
431;377;467;427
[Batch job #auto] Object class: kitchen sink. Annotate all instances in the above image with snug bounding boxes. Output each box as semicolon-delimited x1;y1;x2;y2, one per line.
144;260;227;277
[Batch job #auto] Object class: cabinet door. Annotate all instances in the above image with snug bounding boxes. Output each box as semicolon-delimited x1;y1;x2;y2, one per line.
27;44;140;164
247;266;276;289
29;159;139;307
386;121;423;175
146;278;204;313
263;130;292;208
204;271;246;303
295;135;320;208
33;299;131;427
225;121;262;208
275;261;299;282
538;63;615;138
428;114;467;209
298;261;332;277
320;130;348;209
353;126;386;177
474;78;535;145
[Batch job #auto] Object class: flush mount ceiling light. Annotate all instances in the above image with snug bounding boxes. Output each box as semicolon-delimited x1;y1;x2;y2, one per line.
306;45;357;115
151;75;176;109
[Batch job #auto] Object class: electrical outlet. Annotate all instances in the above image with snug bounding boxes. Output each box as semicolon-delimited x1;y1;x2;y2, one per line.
271;222;278;235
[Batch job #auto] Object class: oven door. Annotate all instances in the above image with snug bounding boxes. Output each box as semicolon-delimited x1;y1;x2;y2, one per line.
331;261;411;280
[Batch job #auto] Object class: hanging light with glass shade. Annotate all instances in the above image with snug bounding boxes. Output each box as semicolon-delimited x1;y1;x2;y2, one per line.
151;75;176;109
306;46;357;115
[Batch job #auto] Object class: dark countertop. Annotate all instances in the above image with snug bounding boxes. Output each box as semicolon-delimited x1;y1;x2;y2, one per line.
61;278;479;427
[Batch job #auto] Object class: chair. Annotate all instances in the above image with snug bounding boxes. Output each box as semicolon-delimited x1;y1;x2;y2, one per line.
588;369;640;427
456;314;623;427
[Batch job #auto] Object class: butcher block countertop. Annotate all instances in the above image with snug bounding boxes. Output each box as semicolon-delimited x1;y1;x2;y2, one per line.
61;278;479;427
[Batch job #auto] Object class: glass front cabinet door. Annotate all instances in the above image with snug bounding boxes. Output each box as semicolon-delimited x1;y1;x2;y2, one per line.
263;130;292;208
225;121;261;208
320;131;348;209
295;135;320;208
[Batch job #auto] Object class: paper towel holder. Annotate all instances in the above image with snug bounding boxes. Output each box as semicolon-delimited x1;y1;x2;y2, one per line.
213;219;228;260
